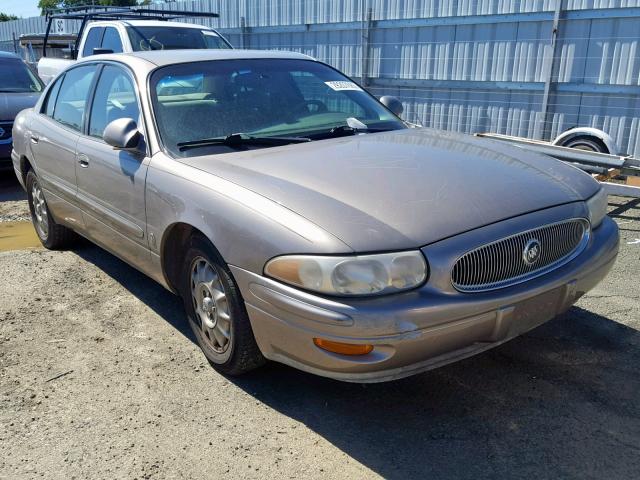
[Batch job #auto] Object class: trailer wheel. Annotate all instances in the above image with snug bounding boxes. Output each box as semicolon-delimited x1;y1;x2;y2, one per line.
557;135;609;154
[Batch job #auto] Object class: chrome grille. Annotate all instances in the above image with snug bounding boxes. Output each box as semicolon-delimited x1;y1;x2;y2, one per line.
451;218;590;293
0;123;11;140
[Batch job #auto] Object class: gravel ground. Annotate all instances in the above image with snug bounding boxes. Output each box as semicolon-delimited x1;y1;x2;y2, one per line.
0;174;29;222
1;173;639;480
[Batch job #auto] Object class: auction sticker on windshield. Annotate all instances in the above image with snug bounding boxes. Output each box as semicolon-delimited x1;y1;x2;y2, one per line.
325;81;363;91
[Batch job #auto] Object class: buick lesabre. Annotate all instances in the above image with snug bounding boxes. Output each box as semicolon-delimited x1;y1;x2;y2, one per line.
11;50;618;382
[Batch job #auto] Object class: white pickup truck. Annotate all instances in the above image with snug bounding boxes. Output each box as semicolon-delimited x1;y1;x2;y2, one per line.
38;10;232;84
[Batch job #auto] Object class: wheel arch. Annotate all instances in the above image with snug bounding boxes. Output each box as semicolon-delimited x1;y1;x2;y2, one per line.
552;127;620;155
19;155;35;186
160;222;223;295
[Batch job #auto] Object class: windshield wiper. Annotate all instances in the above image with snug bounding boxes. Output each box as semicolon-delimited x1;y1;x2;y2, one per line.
177;133;311;152
311;125;394;140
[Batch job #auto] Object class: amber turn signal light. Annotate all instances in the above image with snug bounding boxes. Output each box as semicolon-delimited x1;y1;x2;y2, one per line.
313;338;374;356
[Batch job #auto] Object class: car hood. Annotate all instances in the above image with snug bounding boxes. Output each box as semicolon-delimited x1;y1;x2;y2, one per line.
0;92;40;121
183;128;599;251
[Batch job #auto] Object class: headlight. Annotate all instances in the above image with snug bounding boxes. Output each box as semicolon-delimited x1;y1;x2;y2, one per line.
264;251;428;296
586;187;608;229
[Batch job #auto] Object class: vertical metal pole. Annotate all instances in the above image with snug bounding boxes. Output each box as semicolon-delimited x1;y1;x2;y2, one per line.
12;32;18;54
240;16;248;50
43;17;52;58
360;7;372;87
540;0;563;141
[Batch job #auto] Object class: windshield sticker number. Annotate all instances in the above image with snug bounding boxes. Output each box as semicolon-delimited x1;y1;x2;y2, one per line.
325;81;362;91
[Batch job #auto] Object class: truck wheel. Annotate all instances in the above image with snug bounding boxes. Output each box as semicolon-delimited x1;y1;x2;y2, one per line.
558;135;609;154
26;170;76;249
180;234;266;376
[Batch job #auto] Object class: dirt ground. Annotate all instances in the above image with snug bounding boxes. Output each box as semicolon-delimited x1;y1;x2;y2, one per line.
1;172;639;480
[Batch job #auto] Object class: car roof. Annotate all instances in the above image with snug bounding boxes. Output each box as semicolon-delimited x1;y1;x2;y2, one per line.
85;49;315;69
0;51;20;60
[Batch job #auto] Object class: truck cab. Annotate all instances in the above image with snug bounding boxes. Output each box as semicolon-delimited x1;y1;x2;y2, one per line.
77;20;231;58
38;7;232;84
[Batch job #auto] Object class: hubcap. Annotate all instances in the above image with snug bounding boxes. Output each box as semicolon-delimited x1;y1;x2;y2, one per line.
31;181;49;239
190;257;232;355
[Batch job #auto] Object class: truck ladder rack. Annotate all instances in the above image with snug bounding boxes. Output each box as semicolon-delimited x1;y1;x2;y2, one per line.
42;5;220;59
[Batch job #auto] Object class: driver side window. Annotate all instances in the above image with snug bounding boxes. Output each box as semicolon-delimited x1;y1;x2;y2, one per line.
89;65;140;138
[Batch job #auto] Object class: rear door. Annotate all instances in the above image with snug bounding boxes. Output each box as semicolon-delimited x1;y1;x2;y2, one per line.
29;64;98;228
75;63;150;266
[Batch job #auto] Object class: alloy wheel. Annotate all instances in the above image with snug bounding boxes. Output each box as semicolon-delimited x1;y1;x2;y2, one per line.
31;180;49;239
190;256;232;357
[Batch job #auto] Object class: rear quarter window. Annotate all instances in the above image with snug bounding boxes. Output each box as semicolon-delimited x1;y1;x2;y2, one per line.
42;75;63;117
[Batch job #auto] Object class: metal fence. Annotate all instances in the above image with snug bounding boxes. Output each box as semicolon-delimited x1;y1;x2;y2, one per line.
1;0;639;156
0;38;18;53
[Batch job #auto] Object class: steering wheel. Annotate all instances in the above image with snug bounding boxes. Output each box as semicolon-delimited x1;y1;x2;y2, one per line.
293;99;328;115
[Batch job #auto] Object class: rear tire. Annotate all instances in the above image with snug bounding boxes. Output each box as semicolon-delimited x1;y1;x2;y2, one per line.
179;234;266;376
26;170;76;250
558;135;609;154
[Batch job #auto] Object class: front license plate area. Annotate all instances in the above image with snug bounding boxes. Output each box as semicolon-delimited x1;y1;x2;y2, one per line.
509;286;564;337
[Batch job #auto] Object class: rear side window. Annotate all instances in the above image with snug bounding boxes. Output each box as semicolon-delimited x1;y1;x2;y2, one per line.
52;65;98;131
82;27;104;57
101;27;123;54
42;75;63;117
89;65;139;138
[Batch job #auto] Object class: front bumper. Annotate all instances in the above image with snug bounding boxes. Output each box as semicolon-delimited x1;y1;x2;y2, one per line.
231;210;619;383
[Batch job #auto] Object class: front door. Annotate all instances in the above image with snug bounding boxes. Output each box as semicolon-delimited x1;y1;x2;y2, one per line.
75;64;150;267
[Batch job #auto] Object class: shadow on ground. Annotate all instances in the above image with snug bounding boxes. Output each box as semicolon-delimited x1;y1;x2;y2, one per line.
230;308;640;479
72;240;640;479
73;241;192;341
0;172;27;202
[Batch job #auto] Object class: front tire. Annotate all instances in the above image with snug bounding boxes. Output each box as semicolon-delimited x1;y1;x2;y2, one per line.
180;235;265;376
26;170;76;249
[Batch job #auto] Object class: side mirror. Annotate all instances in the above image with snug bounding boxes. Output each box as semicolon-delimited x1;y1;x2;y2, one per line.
93;48;114;55
379;96;403;117
103;118;142;152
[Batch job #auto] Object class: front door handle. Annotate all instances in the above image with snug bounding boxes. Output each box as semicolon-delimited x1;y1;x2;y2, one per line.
77;154;90;168
30;136;39;144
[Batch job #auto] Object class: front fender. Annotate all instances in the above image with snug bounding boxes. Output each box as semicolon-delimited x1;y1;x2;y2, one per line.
146;153;352;275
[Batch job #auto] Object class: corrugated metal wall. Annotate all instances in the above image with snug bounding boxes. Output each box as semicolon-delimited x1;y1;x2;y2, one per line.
1;0;639;156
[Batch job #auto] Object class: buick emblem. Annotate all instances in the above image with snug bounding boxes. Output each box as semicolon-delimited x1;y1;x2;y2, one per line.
523;239;542;265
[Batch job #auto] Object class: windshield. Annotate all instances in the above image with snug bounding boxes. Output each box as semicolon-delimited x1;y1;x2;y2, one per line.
151;59;405;157
0;59;43;93
127;26;231;52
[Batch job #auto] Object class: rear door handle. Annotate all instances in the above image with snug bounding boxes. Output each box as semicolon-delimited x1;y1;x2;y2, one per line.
30;136;39;144
77;154;90;168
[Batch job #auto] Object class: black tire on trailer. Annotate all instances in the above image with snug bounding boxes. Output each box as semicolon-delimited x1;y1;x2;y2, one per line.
558;135;609;154
179;234;266;376
26;170;76;250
